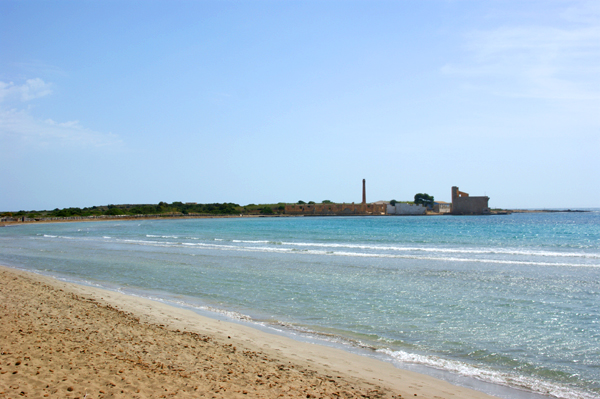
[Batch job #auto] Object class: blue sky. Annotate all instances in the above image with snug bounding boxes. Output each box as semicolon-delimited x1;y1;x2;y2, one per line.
1;0;599;211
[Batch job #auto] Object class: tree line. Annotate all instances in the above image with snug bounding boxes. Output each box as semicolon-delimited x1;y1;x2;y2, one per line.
4;202;247;219
3;195;439;220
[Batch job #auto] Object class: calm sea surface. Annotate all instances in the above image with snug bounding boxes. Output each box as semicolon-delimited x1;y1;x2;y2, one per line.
1;213;599;398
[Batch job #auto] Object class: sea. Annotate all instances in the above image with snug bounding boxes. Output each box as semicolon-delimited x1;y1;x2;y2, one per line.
0;212;598;399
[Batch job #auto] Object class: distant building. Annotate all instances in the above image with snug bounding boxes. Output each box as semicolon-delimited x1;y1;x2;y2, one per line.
451;186;490;215
372;201;389;205
386;203;426;215
286;202;386;215
433;201;451;214
285;179;386;215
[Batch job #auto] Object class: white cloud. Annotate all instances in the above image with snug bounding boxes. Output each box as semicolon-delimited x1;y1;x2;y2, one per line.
0;78;53;102
0;108;122;148
0;78;122;149
441;7;600;100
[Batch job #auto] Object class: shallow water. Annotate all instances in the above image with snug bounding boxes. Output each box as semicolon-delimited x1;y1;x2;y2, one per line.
1;212;598;398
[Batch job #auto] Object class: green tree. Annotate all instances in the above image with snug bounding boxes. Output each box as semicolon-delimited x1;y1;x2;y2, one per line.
390;199;397;206
322;200;333;204
260;206;274;214
105;208;125;216
297;200;306;204
414;193;434;208
308;201;315;204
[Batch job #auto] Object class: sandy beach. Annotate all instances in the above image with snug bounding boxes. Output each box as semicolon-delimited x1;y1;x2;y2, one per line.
0;265;499;399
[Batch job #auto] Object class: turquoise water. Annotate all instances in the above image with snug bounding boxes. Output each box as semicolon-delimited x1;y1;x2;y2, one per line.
1;213;599;398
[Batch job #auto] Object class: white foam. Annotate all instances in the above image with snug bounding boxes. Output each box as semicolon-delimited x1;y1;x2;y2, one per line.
146;234;178;238
42;235;80;240
107;238;599;268
279;242;600;259
327;250;598;268
126;293;254;322
378;349;597;399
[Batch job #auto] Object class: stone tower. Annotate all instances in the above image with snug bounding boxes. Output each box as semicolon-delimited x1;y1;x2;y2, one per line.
451;186;459;202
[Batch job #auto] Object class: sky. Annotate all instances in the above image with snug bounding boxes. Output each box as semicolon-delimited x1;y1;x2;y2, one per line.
1;0;599;211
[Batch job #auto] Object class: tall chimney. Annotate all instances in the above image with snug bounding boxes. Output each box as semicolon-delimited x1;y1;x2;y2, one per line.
362;179;366;204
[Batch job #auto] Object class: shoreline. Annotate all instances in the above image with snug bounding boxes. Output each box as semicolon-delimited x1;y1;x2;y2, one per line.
0;209;580;227
0;265;501;399
2;208;594;227
0;214;293;227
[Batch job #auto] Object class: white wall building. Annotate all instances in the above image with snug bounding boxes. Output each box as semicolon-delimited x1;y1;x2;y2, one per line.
386;203;426;215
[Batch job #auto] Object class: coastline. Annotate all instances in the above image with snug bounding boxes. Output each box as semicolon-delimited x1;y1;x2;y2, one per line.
0;265;500;399
2;208;594;227
0;214;288;227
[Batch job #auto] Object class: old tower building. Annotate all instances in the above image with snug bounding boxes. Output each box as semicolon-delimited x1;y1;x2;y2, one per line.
451;186;490;215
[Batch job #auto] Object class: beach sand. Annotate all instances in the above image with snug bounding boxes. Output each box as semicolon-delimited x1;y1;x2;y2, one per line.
0;266;499;399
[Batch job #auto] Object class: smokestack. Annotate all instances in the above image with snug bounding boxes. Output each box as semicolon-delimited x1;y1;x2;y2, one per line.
362;179;366;204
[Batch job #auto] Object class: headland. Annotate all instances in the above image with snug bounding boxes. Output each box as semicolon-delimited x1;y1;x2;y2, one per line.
1;182;589;225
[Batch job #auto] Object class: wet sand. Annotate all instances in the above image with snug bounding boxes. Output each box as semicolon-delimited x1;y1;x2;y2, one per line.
0;265;498;399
